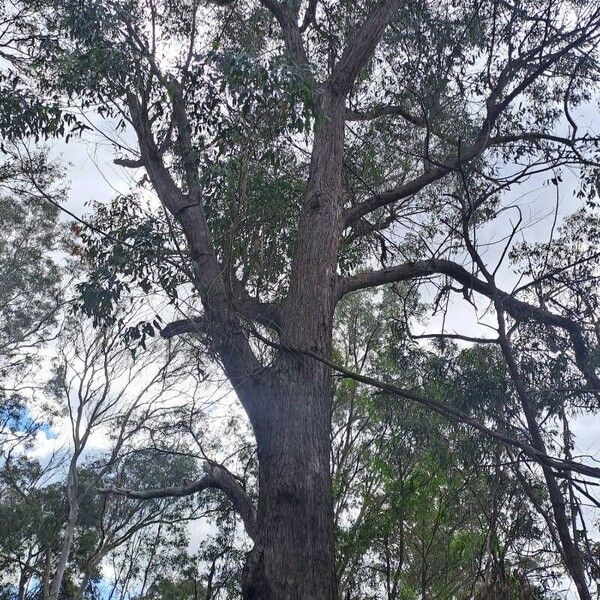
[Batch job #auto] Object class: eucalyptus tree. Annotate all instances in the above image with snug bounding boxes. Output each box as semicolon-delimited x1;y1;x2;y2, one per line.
10;0;600;598
0;145;64;448
0;454;200;600
0;310;213;600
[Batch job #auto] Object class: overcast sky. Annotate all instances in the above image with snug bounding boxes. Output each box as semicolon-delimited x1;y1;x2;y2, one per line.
31;100;600;598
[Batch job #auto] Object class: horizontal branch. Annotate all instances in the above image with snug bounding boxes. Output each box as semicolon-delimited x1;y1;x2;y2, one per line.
160;294;281;339
339;259;600;389
161;317;206;339
113;157;144;168
100;465;257;541
248;328;600;481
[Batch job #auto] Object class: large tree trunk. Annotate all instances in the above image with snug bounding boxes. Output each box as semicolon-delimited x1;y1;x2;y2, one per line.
243;363;336;600
521;404;591;600
137;83;344;599
242;91;345;600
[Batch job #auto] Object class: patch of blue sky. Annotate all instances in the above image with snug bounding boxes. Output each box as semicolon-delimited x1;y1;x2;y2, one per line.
4;405;57;439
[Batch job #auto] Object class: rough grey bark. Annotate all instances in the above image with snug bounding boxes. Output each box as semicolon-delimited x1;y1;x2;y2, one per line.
240;85;346;598
116;1;600;597
243;371;336;599
234;4;402;587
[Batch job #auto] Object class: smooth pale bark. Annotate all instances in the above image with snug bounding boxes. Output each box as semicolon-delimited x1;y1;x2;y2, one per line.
48;466;79;600
42;548;51;600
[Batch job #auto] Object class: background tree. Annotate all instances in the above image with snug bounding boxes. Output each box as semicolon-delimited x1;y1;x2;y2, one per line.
331;289;569;599
0;144;64;449
0;310;223;600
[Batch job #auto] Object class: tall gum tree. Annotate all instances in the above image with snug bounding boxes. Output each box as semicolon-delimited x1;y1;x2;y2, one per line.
14;0;600;598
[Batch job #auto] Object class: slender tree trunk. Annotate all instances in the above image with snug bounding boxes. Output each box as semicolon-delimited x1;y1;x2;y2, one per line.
74;554;104;600
42;547;51;600
74;573;92;600
497;312;591;600
521;401;591;600
49;464;79;600
17;565;29;600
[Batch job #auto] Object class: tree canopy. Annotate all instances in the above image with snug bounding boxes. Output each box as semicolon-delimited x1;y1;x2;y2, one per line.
1;0;600;599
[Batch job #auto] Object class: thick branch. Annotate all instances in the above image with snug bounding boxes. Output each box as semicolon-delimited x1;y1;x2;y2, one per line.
127;91;263;422
231;282;282;331
113;157;144;168
330;0;400;96
339;259;600;389
161;317;207;339
299;0;318;32
161;293;281;339
100;465;257;542
259;1;310;69
249;328;600;480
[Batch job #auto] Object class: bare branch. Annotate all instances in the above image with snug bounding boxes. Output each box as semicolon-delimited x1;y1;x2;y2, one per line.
339;259;600;389
161;318;207;340
100;465;257;542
